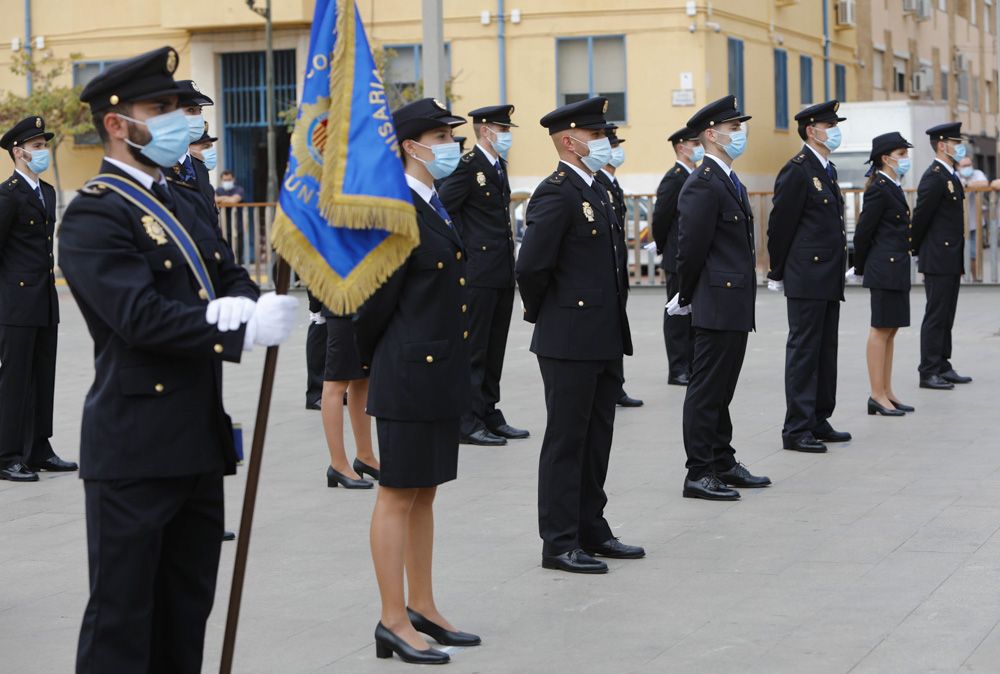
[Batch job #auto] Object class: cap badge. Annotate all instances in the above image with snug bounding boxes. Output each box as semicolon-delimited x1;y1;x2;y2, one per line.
813;176;823;192
833;101;840;112
141;215;168;246
109;94;120;106
582;201;595;222
35;118;42;128
191;81;201;92
602;100;609;114
433;98;446;111
476;171;487;187
166;50;178;73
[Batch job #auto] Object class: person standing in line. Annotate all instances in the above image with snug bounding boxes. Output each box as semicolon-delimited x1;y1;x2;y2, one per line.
956;156;989;283
765;100;852;454
305;290;325;410
849;132;916;417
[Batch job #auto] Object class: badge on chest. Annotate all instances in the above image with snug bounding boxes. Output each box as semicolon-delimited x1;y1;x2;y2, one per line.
476;171;487;187
813;176;823;192
142;215;169;246
582;201;595;222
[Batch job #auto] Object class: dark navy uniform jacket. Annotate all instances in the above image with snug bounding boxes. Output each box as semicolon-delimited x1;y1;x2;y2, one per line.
853;174;913;291
516;162;633;361
676;157;757;332
766;146;847;301
911;160;966;275
57;160;259;480
438;146;515;289
651;162;689;272
354;189;472;421
0;172;58;327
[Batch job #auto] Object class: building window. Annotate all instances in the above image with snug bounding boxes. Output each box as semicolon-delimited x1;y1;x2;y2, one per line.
556;36;627;122
726;38;745;109
872;50;885;90
941;70;949;99
72;61;121;145
893;57;908;93
773;49;788;129
835;64;847;101
800;55;814;104
383;43;452;107
957;68;970;101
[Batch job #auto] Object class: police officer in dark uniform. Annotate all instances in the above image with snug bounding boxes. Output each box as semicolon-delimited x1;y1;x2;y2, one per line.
0;117;77;481
594;125;643;408
652;127;701;386
57;46;297;673
766;100;852;454
670;95;771;501
438;104;528;446
172;80;217;211
517;96;644;574
912;122;972;389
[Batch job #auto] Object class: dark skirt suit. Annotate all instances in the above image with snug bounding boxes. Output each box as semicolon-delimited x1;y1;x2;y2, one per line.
320;310;367;382
853;174;913;328
354;189;471;489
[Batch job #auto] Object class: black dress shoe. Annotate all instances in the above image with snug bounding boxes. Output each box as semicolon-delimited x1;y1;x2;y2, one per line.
667;372;690;386
783;434;828;453
868;397;906;416
374;622;450;664
305;398;321;411
718;463;772;487
223;531;236;542
941;369;972;384
583;537;645;559
683;475;740;500
617;393;644;407
460;428;507;446
488;423;530;440
890;399;915;413
353;458;380;481
541;549;608;574
28;456;78;472
327;466;373;489
407;608;481;647
0;463;39;482
814;428;852;443
920;375;955;390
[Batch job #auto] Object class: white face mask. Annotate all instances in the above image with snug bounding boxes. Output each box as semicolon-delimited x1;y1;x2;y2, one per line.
221;180;235;190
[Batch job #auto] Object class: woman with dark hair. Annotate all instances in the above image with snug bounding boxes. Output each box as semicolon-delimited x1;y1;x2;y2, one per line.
354;98;481;665
850;132;916;417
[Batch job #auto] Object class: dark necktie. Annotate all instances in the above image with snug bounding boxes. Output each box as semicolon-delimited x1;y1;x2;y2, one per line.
181;156;197;183
494;160;504;182
729;170;745;204
151;181;176;212
826;162;836;182
34;185;44;209
429;192;452;228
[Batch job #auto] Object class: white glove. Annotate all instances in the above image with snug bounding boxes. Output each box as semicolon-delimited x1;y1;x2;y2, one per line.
308;311;327;326
845;267;862;282
666;292;691;316
243;292;300;350
206;296;257;332
767;279;784;293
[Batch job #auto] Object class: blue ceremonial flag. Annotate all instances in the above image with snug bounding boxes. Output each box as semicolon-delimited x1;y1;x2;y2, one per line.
271;0;418;313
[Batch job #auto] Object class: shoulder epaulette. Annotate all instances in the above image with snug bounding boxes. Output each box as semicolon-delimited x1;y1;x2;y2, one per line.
697;164;713;180
461;151;475;164
878;178;887;185
546;170;567;185
79;182;111;197
4;176;18;190
932;164;941;172
672;166;685;175
791;153;806;164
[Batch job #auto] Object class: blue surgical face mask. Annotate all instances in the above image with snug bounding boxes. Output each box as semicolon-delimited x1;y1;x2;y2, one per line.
22;148;50;174
689;145;705;163
571;135;613;172
609;146;626;168
889;155;911;178
819;126;842;152
413;140;461;180
488;127;513;159
201;147;218;171
949;142;967;161
959;165;974;178
119;109;192;168
186;113;205;143
715;129;748;159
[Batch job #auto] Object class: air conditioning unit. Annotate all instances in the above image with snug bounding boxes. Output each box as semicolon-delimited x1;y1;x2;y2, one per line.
902;0;918;12
836;0;856;26
912;68;933;93
916;0;933;19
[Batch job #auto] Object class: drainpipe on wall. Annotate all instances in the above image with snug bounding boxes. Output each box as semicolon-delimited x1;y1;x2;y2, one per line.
822;0;830;100
498;0;507;103
25;0;32;94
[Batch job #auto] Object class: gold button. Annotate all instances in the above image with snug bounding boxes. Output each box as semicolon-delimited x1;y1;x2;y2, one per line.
578;300;585;307
154;383;165;393
49;253;53;257
47;236;51;241
823;198;828;204
725;281;732;288
463;330;469;339
592;229;598;235
456;251;462;260
481;245;487;251
486;192;491;196
813;256;819;262
214;251;222;261
459;277;465;286
896;215;900;219
18;281;24;287
29;219;34;225
944;241;950;246
461;304;467;313
437;262;444;269
198;289;209;300
213;344;224;354
733;216;738;221
890;257;895;262
425;355;434;363
164;259;173;269
908;237;912;242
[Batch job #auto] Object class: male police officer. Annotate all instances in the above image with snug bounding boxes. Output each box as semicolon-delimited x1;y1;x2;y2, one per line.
173;80;217;209
594;125;643;408
652;127;701;386
766;100;852;453
912;122;972;390
58;46;297;673
0;117;77;481
517;97;644;574
439;104;528;445
670;95;771;501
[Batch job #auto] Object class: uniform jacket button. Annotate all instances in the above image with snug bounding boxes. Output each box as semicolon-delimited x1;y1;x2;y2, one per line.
463;330;469;339
18;281;24;287
437;262;444;269
425;355;434;363
214;344;224;354
455;251;462;260
592;229;597;235
164;259;173;269
459;277;465;286
154;383;165;393
481;245;487;251
890;257;895;262
577;300;584;307
214;251;222;261
199;289;209;300
813;256;819;262
461;304;467;313
725;281;732;288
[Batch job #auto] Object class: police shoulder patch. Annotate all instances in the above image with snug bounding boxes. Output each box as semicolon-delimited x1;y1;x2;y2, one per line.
461;151;475;164
2;177;16;191
791;153;806;164
933;164;941;171
672;166;685;175
546;170;567;185
79;182;111;197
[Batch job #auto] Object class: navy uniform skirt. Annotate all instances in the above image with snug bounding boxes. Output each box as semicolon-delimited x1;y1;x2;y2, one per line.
324;317;367;382
375;418;459;488
870;288;910;328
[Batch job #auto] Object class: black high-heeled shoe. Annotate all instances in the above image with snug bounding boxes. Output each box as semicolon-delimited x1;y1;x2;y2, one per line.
374;622;450;664
890;400;915;413
326;466;373;489
868;397;905;417
353;458;380;481
407;607;481;647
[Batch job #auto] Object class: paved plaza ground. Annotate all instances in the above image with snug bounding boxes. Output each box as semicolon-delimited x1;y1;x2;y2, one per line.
2;283;1000;673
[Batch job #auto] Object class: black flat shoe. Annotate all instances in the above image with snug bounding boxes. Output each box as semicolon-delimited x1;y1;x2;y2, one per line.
890;399;915;412
223;531;236;542
353;458;380;481
783;434;828;453
488;423;530;440
583;537;645;559
868;397;906;416
0;463;39;482
305;398;321;410
683;475;740;500
920;375;954;390
327;466;373;489
814;428;852;443
374;622;449;664
718;463;771;487
28;456;78;472
941;369;972;384
668;373;690;386
541;549;608;574
460;428;507;446
617;393;644;407
406;608;481;647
